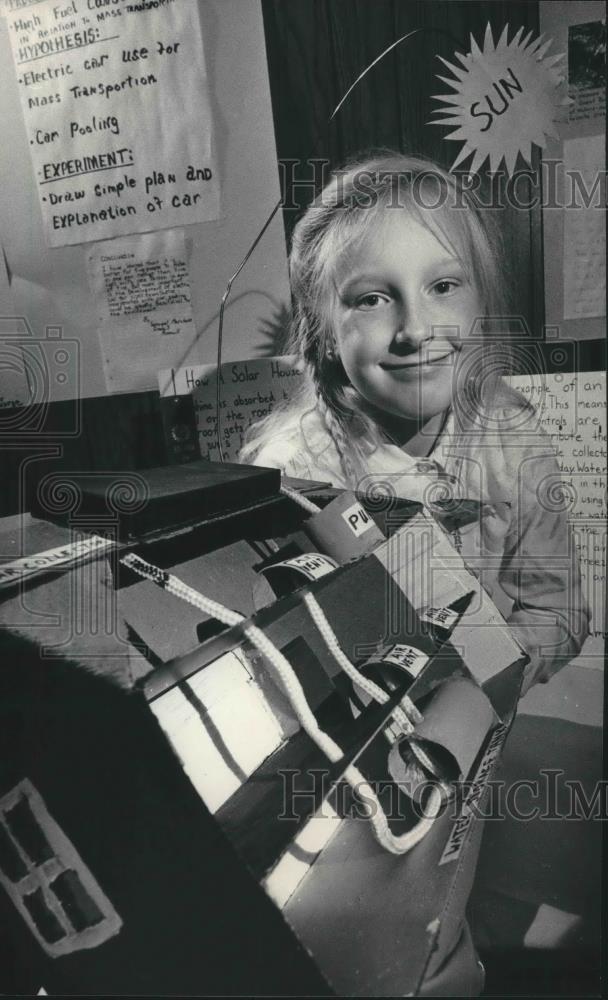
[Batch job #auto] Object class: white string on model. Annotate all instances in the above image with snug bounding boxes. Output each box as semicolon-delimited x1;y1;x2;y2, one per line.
302;591;422;736
277;490;422;732
121;552;444;854
279;483;321;514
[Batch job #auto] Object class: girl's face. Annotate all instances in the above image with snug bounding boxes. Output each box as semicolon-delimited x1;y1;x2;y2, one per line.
331;209;482;429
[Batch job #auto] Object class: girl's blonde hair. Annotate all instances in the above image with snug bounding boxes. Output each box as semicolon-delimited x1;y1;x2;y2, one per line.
241;151;520;485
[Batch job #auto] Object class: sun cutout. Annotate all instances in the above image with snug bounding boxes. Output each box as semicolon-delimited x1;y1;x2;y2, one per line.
431;23;569;175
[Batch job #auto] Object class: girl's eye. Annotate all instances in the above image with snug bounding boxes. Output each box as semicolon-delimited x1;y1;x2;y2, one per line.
355;292;388;309
432;279;460;296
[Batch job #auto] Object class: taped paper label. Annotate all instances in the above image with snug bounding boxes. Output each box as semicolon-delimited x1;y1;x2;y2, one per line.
268;553;338;581
380;644;429;679
340;502;375;537
419;605;459;630
439;724;507;865
0;535;113;590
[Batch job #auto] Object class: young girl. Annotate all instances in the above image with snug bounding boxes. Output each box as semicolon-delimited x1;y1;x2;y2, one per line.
240;152;590;695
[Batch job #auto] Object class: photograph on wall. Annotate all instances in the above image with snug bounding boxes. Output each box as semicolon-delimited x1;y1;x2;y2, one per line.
568;19;606;121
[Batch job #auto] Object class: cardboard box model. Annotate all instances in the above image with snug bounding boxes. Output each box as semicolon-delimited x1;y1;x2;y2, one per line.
0;477;526;995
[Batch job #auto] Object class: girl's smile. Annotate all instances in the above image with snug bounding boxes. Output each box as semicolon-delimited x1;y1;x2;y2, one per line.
332;210;482;429
379;349;457;372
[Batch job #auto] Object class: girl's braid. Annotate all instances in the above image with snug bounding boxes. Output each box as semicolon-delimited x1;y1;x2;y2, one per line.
310;363;359;489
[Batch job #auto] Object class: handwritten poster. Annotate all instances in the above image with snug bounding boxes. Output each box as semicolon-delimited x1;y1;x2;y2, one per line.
158;357;303;461
563;134;606;320
4;0;219;247
88;229;194;392
509;372;606;662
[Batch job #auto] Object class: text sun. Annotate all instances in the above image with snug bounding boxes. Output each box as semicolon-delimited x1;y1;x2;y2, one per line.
431;23;569;176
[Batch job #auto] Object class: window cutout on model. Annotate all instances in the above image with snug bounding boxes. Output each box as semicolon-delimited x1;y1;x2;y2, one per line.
22;888;65;944
0;779;122;958
4;796;54;865
0;822;28;882
50;870;104;932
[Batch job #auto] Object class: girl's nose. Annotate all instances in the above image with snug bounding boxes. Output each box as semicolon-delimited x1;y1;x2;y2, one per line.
393;301;427;348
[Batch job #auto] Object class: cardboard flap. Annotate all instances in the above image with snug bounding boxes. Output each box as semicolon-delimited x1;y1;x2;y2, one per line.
373;511;526;709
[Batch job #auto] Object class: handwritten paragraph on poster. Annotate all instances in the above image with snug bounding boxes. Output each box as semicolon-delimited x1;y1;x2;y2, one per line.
88;229;194;392
510;371;606;650
158;357;304;462
4;0;220;246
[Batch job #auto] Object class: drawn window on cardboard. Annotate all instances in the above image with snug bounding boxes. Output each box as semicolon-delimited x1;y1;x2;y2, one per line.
0;779;122;957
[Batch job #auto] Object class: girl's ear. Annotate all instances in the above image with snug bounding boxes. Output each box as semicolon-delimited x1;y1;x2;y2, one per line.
328;353;351;387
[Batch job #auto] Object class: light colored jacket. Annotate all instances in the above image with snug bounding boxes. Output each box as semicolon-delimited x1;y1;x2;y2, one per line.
251;400;591;692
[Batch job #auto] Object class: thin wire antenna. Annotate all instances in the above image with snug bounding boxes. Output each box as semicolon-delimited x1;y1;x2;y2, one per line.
214;24;466;461
331;25;467;120
330;29;420;120
215;198;282;461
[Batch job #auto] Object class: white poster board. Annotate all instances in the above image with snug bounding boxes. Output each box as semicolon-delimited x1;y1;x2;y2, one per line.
87;229;195;392
0;0;291;401
4;0;220;246
509;371;606;669
159;356;303;461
